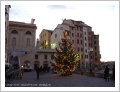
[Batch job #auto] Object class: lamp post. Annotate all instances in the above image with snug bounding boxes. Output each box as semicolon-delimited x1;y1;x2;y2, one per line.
87;48;93;75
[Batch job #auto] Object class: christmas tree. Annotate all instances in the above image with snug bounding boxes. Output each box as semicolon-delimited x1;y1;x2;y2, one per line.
52;30;80;76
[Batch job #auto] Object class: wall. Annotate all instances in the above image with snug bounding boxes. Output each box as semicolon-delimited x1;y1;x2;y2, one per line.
20;49;56;70
39;29;53;49
9;21;36;50
5;5;11;63
83;26;89;68
51;28;63;49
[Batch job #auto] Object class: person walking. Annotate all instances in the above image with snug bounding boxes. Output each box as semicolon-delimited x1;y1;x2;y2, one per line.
36;65;40;80
104;66;110;81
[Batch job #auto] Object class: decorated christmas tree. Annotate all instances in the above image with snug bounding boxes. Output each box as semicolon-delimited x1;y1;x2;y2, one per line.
52;30;80;76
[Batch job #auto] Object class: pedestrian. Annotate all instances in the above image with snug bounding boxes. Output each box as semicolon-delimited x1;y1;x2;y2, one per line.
112;64;115;81
35;65;40;80
104;66;110;81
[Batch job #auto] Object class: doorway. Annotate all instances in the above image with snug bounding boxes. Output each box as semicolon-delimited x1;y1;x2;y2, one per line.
34;64;39;70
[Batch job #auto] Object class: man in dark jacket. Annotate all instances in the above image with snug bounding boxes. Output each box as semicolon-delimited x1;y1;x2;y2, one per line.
104;66;110;81
36;65;40;80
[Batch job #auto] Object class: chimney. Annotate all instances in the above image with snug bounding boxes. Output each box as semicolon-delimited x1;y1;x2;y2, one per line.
31;18;35;24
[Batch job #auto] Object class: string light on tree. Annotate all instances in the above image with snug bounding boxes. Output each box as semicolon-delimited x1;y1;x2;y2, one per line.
51;30;81;76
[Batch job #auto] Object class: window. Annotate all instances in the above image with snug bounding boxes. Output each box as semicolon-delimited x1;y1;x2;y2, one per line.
85;37;86;40
81;48;83;52
95;58;97;61
25;31;32;35
94;41;96;44
95;46;97;50
84;32;86;35
51;55;54;59
77;39;79;44
86;55;88;58
45;33;46;36
25;52;27;54
80;40;82;44
80;34;82;38
94;35;96;39
72;33;74;37
85;43;87;47
55;34;57;38
44;55;47;59
90;56;92;59
35;55;38;59
77;26;79;30
80;27;83;31
85;49;87;53
77;33;79;37
71;27;74;30
11;30;18;34
78;47;79;51
89;32;91;35
26;38;30;46
41;36;42;39
95;52;97;56
12;37;16;46
91;43;92;47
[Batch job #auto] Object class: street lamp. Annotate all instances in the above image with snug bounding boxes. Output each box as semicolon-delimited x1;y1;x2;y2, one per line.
87;48;93;75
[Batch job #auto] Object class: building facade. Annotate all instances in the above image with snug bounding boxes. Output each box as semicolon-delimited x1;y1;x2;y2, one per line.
20;49;56;70
50;24;70;49
61;19;101;69
8;19;37;57
5;5;11;63
39;29;53;49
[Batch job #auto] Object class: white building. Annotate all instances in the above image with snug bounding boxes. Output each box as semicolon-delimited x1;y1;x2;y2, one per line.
50;24;70;49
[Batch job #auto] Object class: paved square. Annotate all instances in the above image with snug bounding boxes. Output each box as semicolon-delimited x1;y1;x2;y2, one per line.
5;71;115;87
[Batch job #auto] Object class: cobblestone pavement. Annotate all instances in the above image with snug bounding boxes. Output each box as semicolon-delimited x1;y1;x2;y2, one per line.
5;70;115;87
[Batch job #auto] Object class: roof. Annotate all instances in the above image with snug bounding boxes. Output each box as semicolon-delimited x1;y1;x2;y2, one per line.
37;49;56;53
43;29;54;32
63;19;91;27
9;21;37;29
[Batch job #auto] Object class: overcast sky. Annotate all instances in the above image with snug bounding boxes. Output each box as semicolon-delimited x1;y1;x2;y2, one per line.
9;1;118;62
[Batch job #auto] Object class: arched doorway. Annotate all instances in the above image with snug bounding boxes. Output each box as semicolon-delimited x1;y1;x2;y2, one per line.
34;61;40;70
24;61;31;72
24;61;31;68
